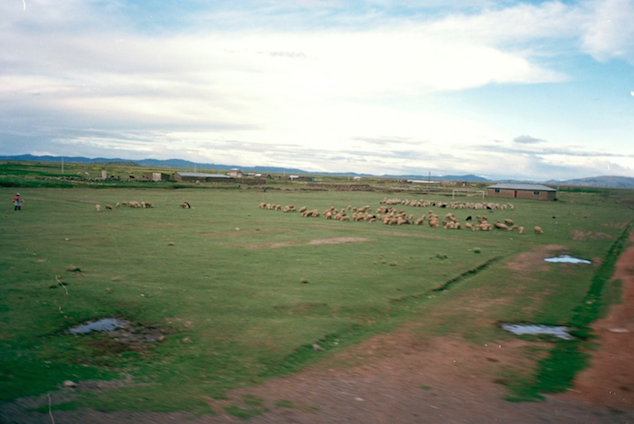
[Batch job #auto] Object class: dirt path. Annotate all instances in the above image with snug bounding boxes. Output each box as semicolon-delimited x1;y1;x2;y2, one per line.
3;234;634;424
559;229;634;411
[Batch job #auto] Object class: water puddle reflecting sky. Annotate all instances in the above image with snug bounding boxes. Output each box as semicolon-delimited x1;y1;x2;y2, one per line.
68;318;128;335
544;255;591;264
501;323;573;340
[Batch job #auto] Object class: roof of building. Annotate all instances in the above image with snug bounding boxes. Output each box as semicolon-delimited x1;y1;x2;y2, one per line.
175;172;232;178
487;183;556;191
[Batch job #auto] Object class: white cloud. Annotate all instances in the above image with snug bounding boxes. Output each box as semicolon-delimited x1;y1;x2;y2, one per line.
581;0;634;63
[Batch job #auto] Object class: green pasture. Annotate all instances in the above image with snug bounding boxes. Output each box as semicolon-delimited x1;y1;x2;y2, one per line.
1;185;633;415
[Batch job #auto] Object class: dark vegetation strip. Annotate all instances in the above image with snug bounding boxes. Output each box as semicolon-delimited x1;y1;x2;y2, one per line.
508;221;634;401
390;256;502;302
431;256;502;292
258;326;364;379
264;257;502;378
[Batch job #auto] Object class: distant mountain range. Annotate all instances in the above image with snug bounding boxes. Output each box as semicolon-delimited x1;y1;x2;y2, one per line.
2;154;634;188
544;176;634;188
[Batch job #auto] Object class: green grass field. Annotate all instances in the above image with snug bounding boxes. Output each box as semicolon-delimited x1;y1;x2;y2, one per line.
1;183;633;415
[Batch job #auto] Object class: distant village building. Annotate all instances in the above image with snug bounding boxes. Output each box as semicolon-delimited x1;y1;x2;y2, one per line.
486;183;557;201
227;169;243;178
144;172;172;182
407;180;440;184
287;175;314;182
171;172;233;182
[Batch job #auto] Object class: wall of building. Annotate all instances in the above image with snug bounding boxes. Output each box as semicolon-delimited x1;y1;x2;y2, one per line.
487;188;556;200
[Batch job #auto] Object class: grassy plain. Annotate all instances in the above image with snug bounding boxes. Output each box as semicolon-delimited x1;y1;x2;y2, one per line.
1;176;633;416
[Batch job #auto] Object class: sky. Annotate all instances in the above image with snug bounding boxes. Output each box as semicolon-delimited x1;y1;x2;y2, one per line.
1;0;633;181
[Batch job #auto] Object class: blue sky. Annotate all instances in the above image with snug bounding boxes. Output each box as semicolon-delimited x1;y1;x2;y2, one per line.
1;0;633;180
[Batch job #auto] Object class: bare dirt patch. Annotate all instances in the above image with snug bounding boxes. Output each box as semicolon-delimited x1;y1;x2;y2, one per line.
572;229;615;241
505;244;567;272
245;237;370;249
307;237;370;245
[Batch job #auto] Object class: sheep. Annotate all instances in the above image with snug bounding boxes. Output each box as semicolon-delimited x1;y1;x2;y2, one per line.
95;204;101;212
142;201;153;208
302;209;319;217
129;201;141;208
180;202;191;209
414;216;425;225
465;222;474;231
105;204;113;210
494;221;509;230
504;218;515;226
259;202;266;209
534;226;544;234
121;201;129;206
298;206;307;213
115;202;120;208
518;226;525;234
396;216;409;225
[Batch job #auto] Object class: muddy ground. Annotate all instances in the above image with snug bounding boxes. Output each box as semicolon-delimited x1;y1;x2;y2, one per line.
2;232;634;424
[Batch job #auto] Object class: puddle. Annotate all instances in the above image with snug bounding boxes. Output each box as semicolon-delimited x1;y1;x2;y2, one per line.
68;318;129;335
501;323;573;340
544;255;591;264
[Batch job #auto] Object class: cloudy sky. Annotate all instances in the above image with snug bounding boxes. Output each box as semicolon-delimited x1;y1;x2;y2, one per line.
1;0;633;180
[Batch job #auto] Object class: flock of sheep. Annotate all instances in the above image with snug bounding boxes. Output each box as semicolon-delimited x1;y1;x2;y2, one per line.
94;201;153;211
379;197;515;210
259;199;544;234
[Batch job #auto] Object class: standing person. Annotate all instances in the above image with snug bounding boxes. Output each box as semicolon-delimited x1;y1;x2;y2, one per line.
13;193;21;211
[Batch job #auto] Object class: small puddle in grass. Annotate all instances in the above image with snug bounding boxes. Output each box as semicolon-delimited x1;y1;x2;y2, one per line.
68;318;129;335
501;323;573;340
544;255;591;264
